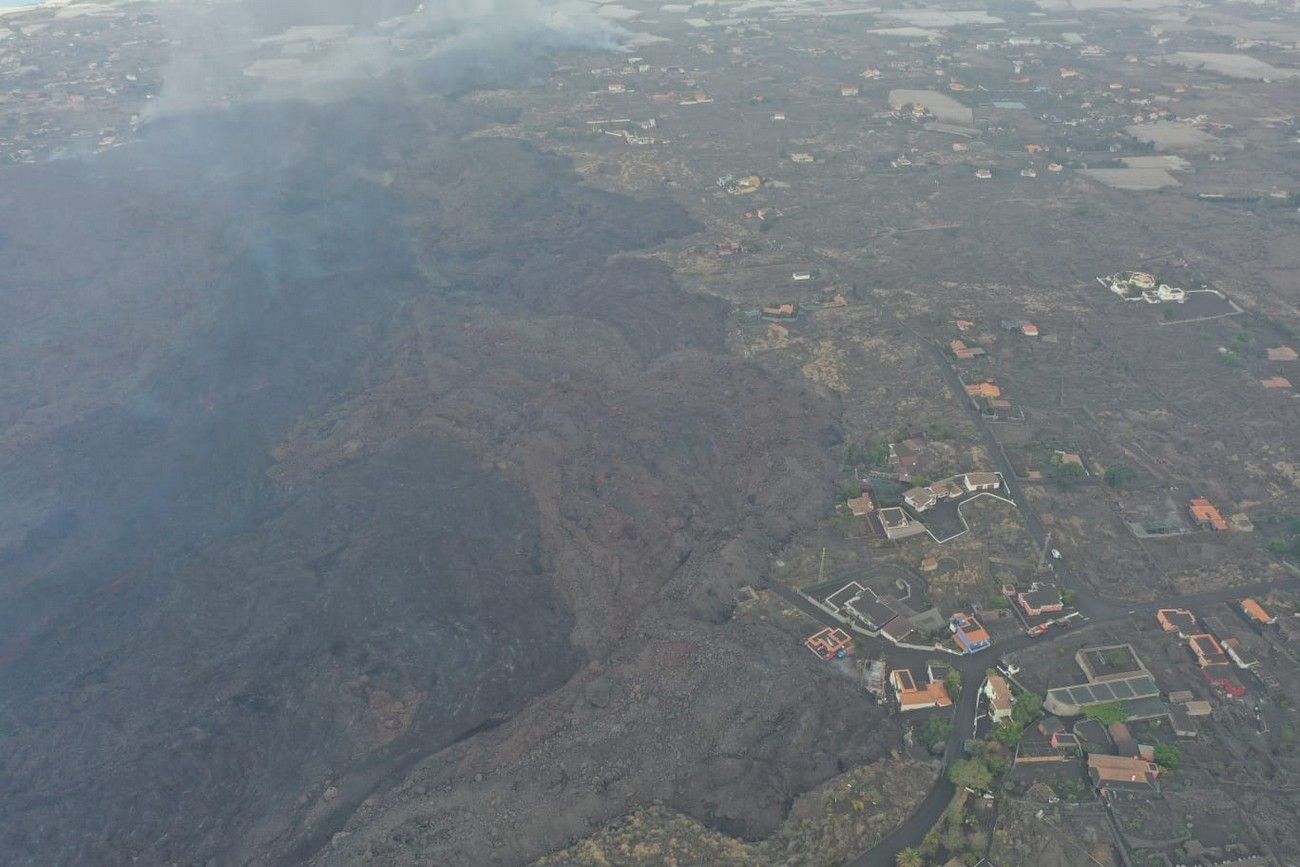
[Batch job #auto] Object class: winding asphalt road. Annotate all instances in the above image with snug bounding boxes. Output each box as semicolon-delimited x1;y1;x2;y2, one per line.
776;572;1300;867
771;306;1300;866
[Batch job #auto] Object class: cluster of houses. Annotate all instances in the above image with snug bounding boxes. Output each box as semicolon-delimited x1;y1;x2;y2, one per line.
1100;270;1187;304
1157;598;1276;694
1018;714;1165;796
948;318;1039;362
903;472;1001;514
1035;598;1280;741
964;380;1015;416
1019;702;1171;792
811;577;998;659
844;469;1004;543
820;581;926;645
1258;345;1296;390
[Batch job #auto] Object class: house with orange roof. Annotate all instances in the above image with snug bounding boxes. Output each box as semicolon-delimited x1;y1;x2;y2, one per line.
846;493;875;517
1240;598;1276;626
1156;608;1198;637
1261;376;1292;389
1088;754;1159;795
890;668;952;711
1189;633;1229;667
1021;323;1040;337
950;612;992;654
1267;346;1298;362
1189;498;1228;531
966;382;1001;399
762;303;798;320
955;319;974;331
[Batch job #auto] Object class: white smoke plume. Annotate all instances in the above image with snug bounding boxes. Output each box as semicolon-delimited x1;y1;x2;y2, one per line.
151;0;628;114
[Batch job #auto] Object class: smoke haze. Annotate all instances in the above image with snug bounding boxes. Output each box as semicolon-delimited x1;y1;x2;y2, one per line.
151;0;627;112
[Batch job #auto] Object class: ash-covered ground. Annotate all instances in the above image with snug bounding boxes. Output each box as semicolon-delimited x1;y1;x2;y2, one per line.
0;69;893;867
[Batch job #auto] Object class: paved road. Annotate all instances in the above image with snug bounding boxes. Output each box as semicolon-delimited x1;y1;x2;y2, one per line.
850;664;978;867
768;584;985;867
775;304;1300;865
779;571;1300;867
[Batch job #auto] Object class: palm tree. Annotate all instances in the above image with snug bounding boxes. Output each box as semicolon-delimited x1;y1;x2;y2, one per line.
896;847;924;867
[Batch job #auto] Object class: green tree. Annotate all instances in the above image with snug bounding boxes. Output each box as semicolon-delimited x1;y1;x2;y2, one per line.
1011;692;1042;729
920;716;952;755
1104;464;1136;489
1153;743;1181;770
927;420;955;441
945;670;963;701
896;847;924;867
1084;701;1127;725
949;758;994;791
993;722;1022;748
1050;461;1087;487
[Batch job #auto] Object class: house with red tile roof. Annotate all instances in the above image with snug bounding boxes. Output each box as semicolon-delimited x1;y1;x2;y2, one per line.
1189;498;1228;531
846;493;875;517
890;668;952;711
950;612;992;654
1156;608;1198;637
1189;633;1229;667
1088;754;1159;796
1240;598;1276;626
